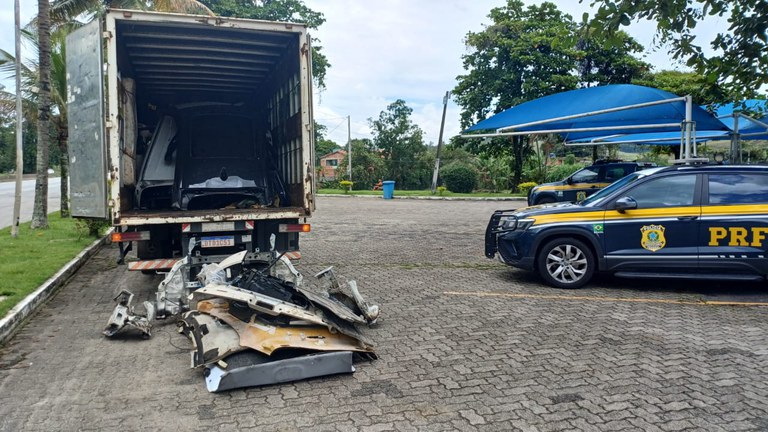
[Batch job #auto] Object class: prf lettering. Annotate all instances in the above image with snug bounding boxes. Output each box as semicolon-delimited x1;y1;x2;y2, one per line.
708;227;768;246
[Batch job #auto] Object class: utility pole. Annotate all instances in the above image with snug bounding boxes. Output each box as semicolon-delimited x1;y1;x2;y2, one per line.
431;91;450;193
347;115;352;181
11;0;23;237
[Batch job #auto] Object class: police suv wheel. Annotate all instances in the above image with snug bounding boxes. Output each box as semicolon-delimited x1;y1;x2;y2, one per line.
536;238;595;289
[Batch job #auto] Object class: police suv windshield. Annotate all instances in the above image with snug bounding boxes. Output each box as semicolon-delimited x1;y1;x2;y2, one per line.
580;167;666;207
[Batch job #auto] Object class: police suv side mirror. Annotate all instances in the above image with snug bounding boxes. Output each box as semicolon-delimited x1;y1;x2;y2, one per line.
614;197;637;213
566;176;574;185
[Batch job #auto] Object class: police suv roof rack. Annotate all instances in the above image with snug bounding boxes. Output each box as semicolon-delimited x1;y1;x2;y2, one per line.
672;157;710;165
592;159;623;165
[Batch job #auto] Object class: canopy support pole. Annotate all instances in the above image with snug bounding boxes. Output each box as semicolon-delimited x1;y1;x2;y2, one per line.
730;113;741;164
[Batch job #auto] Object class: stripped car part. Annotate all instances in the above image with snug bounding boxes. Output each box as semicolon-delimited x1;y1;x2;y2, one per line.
314;267;380;325
181;310;245;367
194;298;374;356
103;290;155;337
205;350;354;393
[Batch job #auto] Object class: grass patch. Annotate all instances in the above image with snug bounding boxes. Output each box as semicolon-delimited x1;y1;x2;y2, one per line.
318;189;524;198
0;213;98;318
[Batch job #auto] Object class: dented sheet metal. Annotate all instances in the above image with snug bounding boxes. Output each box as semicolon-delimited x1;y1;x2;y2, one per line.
195;298;374;356
104;248;379;391
205;351;355;393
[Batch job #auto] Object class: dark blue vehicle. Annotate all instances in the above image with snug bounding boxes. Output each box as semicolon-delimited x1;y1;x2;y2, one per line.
527;160;654;206
487;165;768;288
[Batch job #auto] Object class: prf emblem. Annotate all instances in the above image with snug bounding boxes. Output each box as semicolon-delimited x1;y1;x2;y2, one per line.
576;191;587;201
641;224;666;252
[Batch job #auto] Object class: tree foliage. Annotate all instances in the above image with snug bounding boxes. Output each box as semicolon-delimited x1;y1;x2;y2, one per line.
632;70;726;105
369;99;430;189
441;163;479;193
588;0;768;101
336;138;385;190
453;1;648;191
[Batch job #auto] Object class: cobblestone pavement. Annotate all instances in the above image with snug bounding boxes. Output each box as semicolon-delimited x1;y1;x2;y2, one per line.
2;197;768;431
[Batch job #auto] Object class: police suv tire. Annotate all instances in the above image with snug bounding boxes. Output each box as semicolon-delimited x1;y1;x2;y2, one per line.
536;237;595;289
536;196;555;205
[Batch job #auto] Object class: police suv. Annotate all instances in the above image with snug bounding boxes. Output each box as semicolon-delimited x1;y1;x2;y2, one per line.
527;160;654;205
486;164;768;288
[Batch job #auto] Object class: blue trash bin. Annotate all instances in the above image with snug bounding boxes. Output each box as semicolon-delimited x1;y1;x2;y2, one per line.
382;181;395;199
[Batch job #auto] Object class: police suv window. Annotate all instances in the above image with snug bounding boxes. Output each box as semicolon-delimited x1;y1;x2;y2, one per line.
709;174;768;204
572;168;599;183
624;174;697;207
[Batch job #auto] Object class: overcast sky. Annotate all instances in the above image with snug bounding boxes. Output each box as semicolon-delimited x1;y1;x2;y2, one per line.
0;0;726;146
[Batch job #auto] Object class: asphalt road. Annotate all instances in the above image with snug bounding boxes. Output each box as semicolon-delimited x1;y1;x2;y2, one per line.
0;177;61;229
1;197;767;431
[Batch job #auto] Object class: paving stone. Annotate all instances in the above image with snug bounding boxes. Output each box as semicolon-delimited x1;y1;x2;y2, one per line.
1;197;768;431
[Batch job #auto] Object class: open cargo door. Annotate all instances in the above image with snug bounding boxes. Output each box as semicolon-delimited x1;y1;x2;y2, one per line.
66;19;108;219
305;34;316;212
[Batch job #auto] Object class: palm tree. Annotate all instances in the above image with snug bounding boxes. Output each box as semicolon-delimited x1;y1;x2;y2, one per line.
50;0;213;26
30;0;52;229
0;26;75;218
14;0;214;228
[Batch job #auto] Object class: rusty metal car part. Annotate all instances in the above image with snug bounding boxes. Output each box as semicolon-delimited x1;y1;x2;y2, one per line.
103;289;154;338
205;350;354;393
196;299;374;355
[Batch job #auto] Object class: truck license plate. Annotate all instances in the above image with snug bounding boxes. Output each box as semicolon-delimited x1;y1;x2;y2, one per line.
200;236;235;248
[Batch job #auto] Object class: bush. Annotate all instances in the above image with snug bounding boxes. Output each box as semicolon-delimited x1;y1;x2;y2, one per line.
441;163;478;193
339;180;353;193
518;181;538;196
545;163;586;183
75;218;111;239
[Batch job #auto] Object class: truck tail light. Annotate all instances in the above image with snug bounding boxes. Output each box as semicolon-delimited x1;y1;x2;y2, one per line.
111;231;151;242
278;224;311;233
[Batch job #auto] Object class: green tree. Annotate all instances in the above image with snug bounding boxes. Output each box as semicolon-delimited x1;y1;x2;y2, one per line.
454;1;648;190
369;99;429;189
31;0;53;229
632;70;726;105
455;1;578;127
197;0;330;88
588;0;768;101
575;24;650;86
337;138;385;190
313;121;340;166
1;25;76;216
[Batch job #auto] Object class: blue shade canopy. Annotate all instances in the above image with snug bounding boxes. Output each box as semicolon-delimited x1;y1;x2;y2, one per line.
566;130;730;146
711;99;768;139
464;84;730;140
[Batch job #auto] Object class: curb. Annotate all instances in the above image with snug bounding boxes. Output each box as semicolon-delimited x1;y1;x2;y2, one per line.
0;234;110;346
318;194;527;201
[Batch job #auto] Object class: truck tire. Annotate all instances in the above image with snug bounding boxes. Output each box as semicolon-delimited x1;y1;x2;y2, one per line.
536;237;594;289
535;196;555;205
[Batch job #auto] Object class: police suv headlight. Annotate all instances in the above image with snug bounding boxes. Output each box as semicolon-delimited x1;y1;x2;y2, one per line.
499;217;534;232
499;216;517;231
516;218;534;231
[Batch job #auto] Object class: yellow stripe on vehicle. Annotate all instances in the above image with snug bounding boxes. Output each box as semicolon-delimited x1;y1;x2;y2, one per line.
535;183;611;192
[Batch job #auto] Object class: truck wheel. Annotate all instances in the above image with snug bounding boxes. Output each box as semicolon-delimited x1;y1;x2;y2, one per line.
536;196;555;205
536;238;594;289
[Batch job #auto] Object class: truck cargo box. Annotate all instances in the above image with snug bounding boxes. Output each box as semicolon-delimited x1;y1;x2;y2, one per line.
67;10;316;227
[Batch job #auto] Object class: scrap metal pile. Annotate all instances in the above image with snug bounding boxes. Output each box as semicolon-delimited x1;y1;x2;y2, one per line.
104;251;380;392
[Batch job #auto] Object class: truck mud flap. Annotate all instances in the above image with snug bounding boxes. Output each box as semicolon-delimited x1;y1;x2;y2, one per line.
205;351;354;392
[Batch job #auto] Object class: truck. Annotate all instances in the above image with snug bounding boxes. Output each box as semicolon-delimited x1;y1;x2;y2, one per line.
66;10;382;391
66;9;316;318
